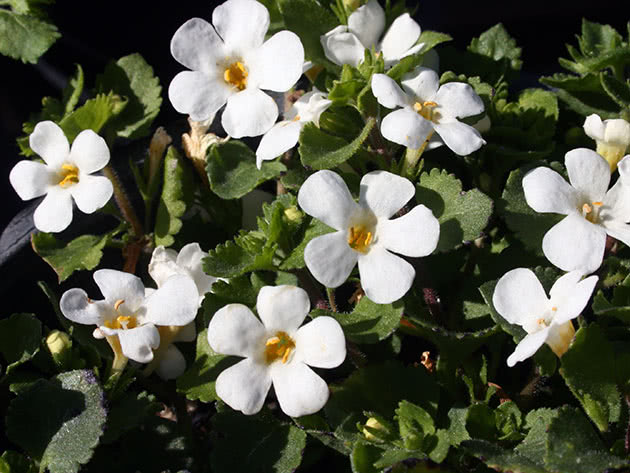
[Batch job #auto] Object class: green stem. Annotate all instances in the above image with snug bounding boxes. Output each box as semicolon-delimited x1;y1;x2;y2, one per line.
102;165;143;238
326;287;338;312
401;131;434;178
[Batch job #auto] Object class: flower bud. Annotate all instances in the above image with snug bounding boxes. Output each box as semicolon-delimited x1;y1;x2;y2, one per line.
362;417;388;442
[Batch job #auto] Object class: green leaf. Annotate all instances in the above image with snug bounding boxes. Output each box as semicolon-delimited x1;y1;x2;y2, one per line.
395;400;435;451
461;439;548;473
31;229;119;283
540;73;619;119
95;53;162;139
299;117;375;169
211;408;307;473
203;230;277;278
6;370;107;473
468;23;522;72
579;19;624;58
0;313;41;375
514;408;557;465
154;146;193;246
600;72;630;108
311;297;402;344
350;441;382;473
495;401;523;442
279;218;335;270
416;168;493;252
387;31;452;81
0;8;59;63
207;140;286;199
62;64;84;115
0;451;37;473
101;391;161;444
58;93;125;143
559;324;621;431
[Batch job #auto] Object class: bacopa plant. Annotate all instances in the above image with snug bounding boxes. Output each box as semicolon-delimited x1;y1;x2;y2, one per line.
2;1;630;472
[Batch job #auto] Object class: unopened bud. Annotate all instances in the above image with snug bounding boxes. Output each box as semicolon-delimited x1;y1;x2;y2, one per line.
362;417;387;441
148;127;172;187
46;330;71;356
283;206;303;222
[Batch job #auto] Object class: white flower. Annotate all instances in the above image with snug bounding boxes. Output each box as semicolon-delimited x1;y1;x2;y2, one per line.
492;268;597;366
60;269;199;363
208;285;346;417
320;0;425;68
168;0;304;138
9;121;113;233
523;150;630;273
583;114;630;171
255;90;332;169
371;68;486;155
297;170;439;304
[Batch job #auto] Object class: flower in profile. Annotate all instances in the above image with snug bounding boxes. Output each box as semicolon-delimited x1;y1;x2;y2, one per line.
60;269;199;366
168;0;304;138
255;90;332;169
371;68;485;155
523;150;630;273
208;285;346;417
583;114;630;171
321;0;427;68
297;170;440;304
9;121;113;233
492;268;597;366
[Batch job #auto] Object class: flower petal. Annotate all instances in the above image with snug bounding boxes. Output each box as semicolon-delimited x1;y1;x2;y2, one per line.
170;18;225;73
401;67;439;101
290;90;332;126
145;275;199;326
371;73;410;109
565;148;610;202
294;316;346;368
380;13;420;61
359;170;414;219
492;268;549;326
304;231;358;288
434;82;485;120
33;186;73;233
542;213;607;273
246;30;304;92
168;70;232;122
255;120;302;169
320;28;365;67
522;166;579;215
358;245;414;304
93;269;145;309
297;170;359;230
9;160;53;200
29;121;69;168
176;243;216;299
377;204;439;257
605;222;630;247
222;87;277;138
69;175;113;214
256;285;310;334
551;273;598;325
380;107;433;149
602;177;630;223
156;344;187;380
148;246;179;288
60;288;111;325
212;0;269;54
583;114;605;142
117;324;160;363
433;121;485;156
507;328;550;367
208;304;266;358
69;129;110;174
216;358;271;415
271;361;329;417
347;0;385;48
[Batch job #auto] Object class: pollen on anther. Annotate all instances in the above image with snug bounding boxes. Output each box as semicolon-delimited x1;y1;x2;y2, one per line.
582;203;593;214
114;299;125;311
592;201;603;207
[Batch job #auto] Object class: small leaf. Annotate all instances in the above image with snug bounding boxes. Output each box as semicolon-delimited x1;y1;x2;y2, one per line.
461;439;548;473
62;64;84;115
416;168;493;252
395;400;435;451
514;408;557;465
600;72;630;108
0;313;41;375
279;218;334;270
0;8;59;63
58;93;125;143
299;117;375;169
540;73;618;119
203;231;277;278
468;23;522;71
207;140;286;199
101;391;161;444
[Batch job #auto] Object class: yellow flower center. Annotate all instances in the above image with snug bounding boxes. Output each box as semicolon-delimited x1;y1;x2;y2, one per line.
103;299;138;330
413;101;439;122
581;201;603;223
224;61;248;90
58;164;79;187
265;331;295;364
348;225;373;253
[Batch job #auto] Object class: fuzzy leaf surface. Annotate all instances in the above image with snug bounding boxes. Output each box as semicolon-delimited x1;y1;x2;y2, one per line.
0;8;59;63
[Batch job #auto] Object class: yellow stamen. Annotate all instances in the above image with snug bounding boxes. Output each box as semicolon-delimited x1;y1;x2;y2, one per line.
592;201;603;207
582;203;592;214
224;61;248;90
264;331;295;364
348;226;373;253
58;164;79;187
413;101;439;122
114;299;125;311
552;307;557;312
104;315;137;330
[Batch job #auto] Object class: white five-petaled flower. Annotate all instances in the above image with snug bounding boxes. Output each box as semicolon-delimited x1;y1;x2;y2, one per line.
583;114;630;171
493;268;598;366
297;170;440;304
371;67;486;155
320;0;427;68
60;269;199;364
168;0;305;138
208;285;346;417
255;90;332;169
9;121;113;233
523;149;630;274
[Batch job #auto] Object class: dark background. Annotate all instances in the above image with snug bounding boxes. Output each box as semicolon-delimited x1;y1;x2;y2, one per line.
0;0;628;312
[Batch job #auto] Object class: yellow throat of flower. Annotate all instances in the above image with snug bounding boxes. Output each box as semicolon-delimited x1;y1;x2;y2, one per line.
265;331;295;364
348;225;373;254
224;61;248;90
413;101;438;122
58;164;79;187
104;300;138;330
581;201;603;224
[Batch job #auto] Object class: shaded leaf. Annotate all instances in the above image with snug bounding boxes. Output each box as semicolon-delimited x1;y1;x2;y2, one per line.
0;313;41;375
